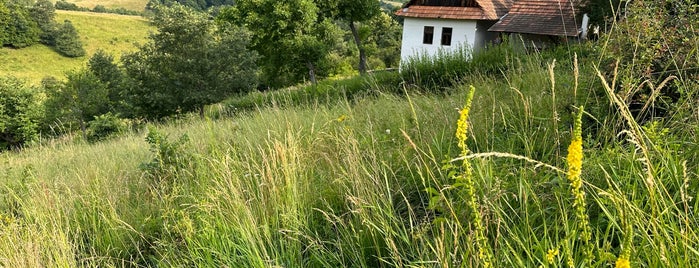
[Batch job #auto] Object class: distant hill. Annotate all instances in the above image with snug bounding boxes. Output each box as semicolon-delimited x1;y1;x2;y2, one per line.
0;10;152;84
51;0;148;12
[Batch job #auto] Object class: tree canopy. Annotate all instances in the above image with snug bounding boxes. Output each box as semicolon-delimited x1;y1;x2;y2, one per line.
123;4;258;119
217;0;338;87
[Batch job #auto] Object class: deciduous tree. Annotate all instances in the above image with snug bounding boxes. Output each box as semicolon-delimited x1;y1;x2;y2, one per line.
320;0;381;74
217;0;337;87
122;4;258;119
3;1;40;48
0;77;42;150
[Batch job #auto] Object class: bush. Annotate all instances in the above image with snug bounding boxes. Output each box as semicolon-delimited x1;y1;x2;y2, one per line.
86;113;127;142
54;1;90;12
140;127;194;185
0;77;42;151
601;0;699;120
54;20;85;57
92;5;107;13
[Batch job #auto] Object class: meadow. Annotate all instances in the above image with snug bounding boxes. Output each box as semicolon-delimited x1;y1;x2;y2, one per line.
52;0;148;11
1;40;697;267
0;10;151;84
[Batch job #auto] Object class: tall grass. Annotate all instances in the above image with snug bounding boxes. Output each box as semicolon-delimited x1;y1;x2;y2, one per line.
1;41;698;267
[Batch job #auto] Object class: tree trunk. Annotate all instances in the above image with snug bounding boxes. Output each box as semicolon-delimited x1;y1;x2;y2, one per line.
306;61;317;84
349;20;367;75
79;118;87;141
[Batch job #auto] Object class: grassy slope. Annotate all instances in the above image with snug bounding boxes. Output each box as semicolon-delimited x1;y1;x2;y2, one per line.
51;0;148;11
0;11;151;84
1;50;697;266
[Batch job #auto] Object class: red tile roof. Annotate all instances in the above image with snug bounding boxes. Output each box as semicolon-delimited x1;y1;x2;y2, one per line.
488;0;583;37
395;0;514;20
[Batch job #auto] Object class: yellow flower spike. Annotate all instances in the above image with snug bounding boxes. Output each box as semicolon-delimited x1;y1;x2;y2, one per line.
565;106;594;263
456;85;476;156
615;256;631;268
454;85;492;267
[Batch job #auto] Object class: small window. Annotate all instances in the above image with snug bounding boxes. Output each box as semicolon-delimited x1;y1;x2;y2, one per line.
423;26;434;44
441;27;453;46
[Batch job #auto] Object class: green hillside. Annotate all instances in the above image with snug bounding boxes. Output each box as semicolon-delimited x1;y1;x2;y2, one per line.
0;10;151;84
52;0;148;11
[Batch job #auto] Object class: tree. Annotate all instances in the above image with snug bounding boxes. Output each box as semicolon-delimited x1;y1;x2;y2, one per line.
122;4;258;119
0;1;9;45
44;70;109;139
54;20;85;57
147;0;234;11
29;0;57;45
88;50;125;112
0;77;42;150
320;0;381;75
3;2;41;48
217;0;337;87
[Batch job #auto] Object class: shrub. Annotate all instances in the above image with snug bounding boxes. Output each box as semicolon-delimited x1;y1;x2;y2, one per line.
140;127;194;185
86;113;127;142
601;0;699;120
92;5;107;13
54;20;85;57
54;1;90;12
0;77;42;150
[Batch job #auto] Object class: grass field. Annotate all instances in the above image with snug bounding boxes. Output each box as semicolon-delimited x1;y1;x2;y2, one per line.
52;0;148;11
0;10;151;84
1;46;697;266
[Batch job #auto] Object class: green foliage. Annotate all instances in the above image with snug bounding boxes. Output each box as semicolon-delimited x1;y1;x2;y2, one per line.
88;50;126;113
29;0;57;46
123;4;258;119
43;70;109;137
0;77;41;150
224;71;402;112
400;44;514;90
54;20;85;57
1;47;699;266
582;0;623;28
0;2;8;44
54;1;90;12
86;112;127;142
598;0;699;121
2;2;41;48
141;127;194;184
321;0;381;74
147;0;234;11
218;0;333;87
363;11;403;69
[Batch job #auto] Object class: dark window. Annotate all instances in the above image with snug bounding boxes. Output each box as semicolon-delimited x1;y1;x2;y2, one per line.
441;27;453;46
423;26;434;44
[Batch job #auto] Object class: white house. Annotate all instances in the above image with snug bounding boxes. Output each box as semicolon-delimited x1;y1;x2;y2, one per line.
395;0;514;64
396;0;590;64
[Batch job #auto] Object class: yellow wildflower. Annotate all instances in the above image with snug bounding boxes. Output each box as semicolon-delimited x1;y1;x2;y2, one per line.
615;256;630;268
336;114;347;122
547;248;559;264
565;107;594;263
456;85;475;156
566;138;582;182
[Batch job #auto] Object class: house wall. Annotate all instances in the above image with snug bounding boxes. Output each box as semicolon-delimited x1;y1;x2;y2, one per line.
399;17;477;65
475;20;500;50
